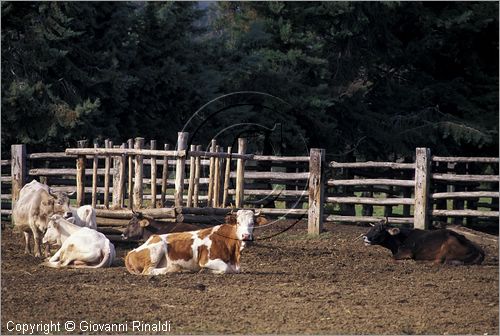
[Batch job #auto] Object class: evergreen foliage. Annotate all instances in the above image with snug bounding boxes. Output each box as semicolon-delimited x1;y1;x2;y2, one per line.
1;2;498;159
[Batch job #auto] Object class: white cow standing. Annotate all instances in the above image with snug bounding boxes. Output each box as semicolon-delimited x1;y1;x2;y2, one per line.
13;180;72;257
42;215;115;268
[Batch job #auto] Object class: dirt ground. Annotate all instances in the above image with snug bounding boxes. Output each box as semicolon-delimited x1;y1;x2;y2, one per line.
2;221;498;335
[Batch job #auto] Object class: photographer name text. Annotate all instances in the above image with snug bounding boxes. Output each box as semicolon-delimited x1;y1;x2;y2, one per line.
6;320;172;334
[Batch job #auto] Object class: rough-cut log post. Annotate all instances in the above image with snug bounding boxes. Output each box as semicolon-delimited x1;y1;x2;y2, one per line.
91;142;99;208
11;144;27;205
174;132;188;208
308;148;325;235
119;143;127;208
103;139;112;208
193;145;201;207
235;138;247;208
133;137;144;209
207;139;216;207
150;140;157;208
213;145;221;207
112;143;126;208
222;146;232;207
127;139;134;208
414;147;431;230
76;140;88;207
186;144;196;208
161;144;170;206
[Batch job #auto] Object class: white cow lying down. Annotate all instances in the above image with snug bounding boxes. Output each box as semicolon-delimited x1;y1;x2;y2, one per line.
42;215;115;268
64;205;97;230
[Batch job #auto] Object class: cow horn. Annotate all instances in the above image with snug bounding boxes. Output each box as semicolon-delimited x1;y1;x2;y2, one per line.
255;209;262;216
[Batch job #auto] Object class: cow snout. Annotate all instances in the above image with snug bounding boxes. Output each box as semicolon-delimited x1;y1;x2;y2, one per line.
63;211;72;219
121;233;128;240
363;236;371;245
242;233;252;241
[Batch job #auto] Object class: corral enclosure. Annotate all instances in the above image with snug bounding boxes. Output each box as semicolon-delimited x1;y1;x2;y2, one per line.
2;132;499;236
1;133;499;334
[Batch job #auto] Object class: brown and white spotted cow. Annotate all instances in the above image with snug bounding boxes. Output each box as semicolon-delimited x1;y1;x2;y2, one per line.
125;210;267;275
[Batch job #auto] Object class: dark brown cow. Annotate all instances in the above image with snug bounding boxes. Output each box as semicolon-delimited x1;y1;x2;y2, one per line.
363;222;485;265
121;211;204;241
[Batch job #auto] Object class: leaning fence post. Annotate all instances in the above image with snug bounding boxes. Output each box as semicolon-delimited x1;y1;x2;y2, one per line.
76;140;88;207
186;144;196;208
174;132;189;208
11;144;27;206
235;138;247;208
414;147;431;230
150;140;157;208
91;141;99;208
207;139;216;207
133;137;145;209
103;139;112;208
308;148;325;235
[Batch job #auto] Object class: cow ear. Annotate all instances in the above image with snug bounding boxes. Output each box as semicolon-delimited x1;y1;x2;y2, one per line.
224;214;237;225
255;216;268;226
387;227;400;236
139;219;150;227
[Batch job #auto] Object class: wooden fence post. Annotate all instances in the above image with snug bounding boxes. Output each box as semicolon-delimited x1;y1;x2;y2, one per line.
133;137;144;209
91;141;99;208
222;146;232;207
103;139;112;208
174;132;189;208
187;144;196;207
414;147;431;230
11;144;27;205
127;139;134;208
112;143;126;208
76;140;88;207
161;144;170;206
150;140;157;208
193;145;201;207
308;148;325;235
235;138;247;208
207;139;216;207
213;145;221;207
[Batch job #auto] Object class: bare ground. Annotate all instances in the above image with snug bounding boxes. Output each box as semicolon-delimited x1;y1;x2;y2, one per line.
1;221;498;335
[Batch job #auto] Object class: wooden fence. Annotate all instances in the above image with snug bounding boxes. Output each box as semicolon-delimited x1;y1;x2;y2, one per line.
2;133;498;236
325;148;499;232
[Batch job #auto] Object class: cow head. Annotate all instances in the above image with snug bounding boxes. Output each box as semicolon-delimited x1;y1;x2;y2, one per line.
43;215;64;246
363;221;400;246
121;211;151;240
231;209;268;241
49;189;73;214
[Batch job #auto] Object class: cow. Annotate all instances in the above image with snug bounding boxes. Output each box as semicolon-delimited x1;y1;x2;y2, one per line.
121;211;205;241
125;209;267;275
363;221;485;265
13;180;72;257
42;215;115;268
63;205;97;230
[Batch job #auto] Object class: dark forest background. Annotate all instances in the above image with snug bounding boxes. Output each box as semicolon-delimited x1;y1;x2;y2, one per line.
2;2;498;160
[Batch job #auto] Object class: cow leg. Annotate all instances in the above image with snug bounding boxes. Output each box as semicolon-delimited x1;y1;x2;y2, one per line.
23;232;32;255
205;259;232;274
32;230;42;258
44;244;51;258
